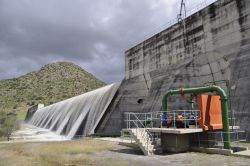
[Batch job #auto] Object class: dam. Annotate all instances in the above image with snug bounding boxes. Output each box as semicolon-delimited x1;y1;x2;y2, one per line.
27;0;250;141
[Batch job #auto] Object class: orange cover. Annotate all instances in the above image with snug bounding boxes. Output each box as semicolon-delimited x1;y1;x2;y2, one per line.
197;95;223;131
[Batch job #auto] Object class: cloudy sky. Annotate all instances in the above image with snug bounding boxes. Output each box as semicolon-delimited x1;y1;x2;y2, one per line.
0;0;216;83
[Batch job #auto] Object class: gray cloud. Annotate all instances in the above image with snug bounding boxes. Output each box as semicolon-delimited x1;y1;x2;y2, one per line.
0;0;215;83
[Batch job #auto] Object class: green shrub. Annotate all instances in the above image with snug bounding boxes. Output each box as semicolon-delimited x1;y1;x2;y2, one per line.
0;111;19;141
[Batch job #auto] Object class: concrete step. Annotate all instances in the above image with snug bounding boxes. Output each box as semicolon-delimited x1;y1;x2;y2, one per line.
132;134;153;146
128;128;155;155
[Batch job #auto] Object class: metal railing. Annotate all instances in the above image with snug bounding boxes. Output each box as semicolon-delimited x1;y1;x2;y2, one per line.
194;130;247;149
125;110;200;130
125;112;154;154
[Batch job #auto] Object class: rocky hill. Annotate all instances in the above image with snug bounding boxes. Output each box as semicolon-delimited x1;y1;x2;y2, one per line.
0;62;106;112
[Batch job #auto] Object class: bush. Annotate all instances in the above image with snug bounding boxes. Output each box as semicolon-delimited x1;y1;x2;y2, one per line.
0;111;19;141
13;104;18;109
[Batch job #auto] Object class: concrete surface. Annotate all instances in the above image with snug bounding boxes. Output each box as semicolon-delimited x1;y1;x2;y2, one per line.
234;150;250;158
146;128;203;134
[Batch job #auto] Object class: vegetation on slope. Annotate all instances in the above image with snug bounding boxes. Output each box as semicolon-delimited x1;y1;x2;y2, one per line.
0;61;106;112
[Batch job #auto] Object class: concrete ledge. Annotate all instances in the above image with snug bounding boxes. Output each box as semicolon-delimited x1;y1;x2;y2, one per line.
232;146;248;152
233;150;250;158
191;147;233;155
122;128;203;134
146;128;203;134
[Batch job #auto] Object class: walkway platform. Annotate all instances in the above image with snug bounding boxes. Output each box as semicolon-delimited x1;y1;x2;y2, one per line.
122;128;203;134
122;127;239;135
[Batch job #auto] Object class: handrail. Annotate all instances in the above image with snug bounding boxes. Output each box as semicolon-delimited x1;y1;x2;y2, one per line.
125;110;200;129
197;130;246;148
128;112;153;153
124;110;202;153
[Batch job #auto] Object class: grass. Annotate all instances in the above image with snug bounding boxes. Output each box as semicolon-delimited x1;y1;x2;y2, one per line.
0;139;113;166
17;111;27;121
0;138;249;166
0;137;6;141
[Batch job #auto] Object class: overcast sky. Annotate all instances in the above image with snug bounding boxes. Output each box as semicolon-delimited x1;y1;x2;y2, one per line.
0;0;216;83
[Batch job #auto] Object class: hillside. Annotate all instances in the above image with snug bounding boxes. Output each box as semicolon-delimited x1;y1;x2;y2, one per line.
0;62;106;112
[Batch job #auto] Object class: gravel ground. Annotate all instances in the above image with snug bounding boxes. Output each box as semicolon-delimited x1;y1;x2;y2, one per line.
92;141;250;166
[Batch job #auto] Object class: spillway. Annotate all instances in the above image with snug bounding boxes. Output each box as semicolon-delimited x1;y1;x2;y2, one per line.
27;83;120;139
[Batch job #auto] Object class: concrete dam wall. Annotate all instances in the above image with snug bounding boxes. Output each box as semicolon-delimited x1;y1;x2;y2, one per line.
27;83;120;138
96;0;250;139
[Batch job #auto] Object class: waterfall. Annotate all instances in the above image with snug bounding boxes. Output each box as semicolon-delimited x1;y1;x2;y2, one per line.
56;110;73;135
27;82;120;139
66;105;90;139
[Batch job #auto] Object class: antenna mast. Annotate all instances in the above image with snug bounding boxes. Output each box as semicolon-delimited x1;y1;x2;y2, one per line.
177;0;187;47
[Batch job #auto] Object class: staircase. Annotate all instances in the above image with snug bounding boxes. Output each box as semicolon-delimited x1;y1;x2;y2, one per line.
122;128;155;156
123;128;155;155
123;112;156;155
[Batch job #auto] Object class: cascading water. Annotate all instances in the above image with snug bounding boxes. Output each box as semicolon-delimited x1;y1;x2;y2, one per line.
27;82;120;139
66;105;90;139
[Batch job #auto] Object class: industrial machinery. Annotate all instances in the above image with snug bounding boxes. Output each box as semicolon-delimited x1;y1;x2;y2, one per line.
162;85;231;149
122;85;247;155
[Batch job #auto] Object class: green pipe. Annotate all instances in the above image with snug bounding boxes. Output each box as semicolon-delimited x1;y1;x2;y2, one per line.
187;95;194;110
162;85;231;149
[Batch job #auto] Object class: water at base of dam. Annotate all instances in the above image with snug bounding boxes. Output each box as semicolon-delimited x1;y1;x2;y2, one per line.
10;123;69;142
